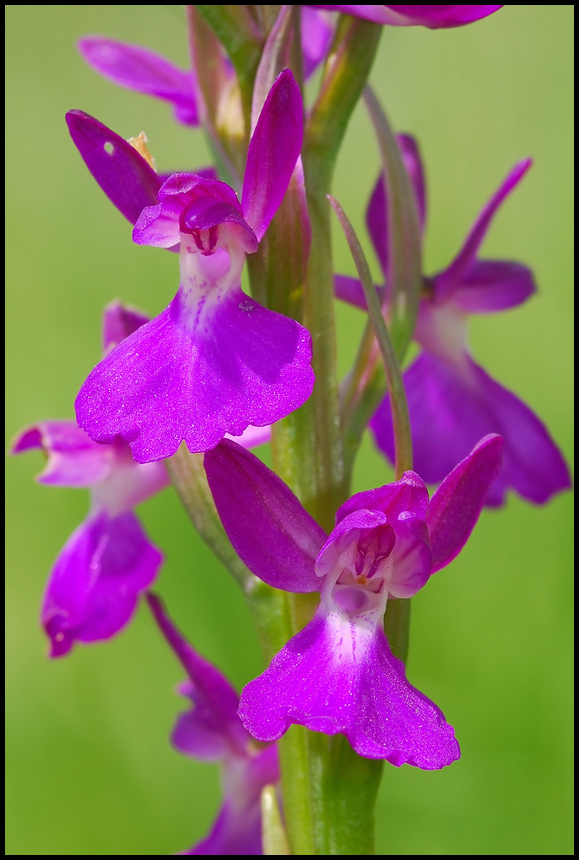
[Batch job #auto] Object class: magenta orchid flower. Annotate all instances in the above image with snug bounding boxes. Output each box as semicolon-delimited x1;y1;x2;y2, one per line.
147;593;279;855
336;137;571;506
204;433;503;769
69;70;313;464
309;5;503;28
11;303;171;657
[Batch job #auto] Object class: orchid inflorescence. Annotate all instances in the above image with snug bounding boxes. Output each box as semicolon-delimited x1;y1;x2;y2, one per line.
12;5;570;855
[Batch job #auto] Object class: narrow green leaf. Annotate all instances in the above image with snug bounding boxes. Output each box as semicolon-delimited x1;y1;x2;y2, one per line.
363;85;422;359
341;88;422;478
328;194;412;477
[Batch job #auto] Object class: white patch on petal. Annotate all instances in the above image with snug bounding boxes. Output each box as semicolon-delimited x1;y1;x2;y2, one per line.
178;225;248;336
323;610;375;669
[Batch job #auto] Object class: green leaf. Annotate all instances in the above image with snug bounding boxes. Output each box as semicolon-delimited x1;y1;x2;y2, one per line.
341;88;422;478
328;194;412;478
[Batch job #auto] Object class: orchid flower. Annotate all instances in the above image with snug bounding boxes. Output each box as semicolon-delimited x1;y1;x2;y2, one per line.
336;137;571;506
11;303;169;657
147;593;279;855
78;9;333;123
69;70;313;464
309;5;503;28
11;299;274;658
204;433;503;769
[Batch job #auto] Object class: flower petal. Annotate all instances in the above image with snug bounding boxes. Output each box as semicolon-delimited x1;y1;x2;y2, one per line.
384;5;503;28
310;5;502;27
205;439;325;593
435;159;532;302
184;744;278;857
43;511;162;657
366;134;426;278
225;424;271;448
308;6;398;24
337;471;430;525
334;274;370;310
11;420;113;487
77;36;198;125
183;797;262;856
301;7;334;79
242;70;304;241
371;351;571;507
102;300;150;353
388;512;432;597
75;289;314;463
146;593;250;760
66;110;162;225
428;434;503;572
239;611;460;769
450;259;536;314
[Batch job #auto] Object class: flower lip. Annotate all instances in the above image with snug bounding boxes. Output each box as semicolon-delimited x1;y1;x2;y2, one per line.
179;196;256;253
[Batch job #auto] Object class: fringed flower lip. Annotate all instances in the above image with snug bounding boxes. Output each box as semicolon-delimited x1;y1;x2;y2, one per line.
204;433;504;768
147;594;279;856
336;137;571;506
69;70;314;464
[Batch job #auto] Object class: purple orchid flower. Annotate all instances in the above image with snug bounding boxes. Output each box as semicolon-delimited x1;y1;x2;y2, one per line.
11;304;170;657
309;5;503;28
336;137;571;506
147;593;279;855
70;70;313;464
11;301;274;658
204;433;503;769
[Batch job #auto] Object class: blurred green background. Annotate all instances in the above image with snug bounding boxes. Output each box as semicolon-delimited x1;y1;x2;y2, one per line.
6;5;573;855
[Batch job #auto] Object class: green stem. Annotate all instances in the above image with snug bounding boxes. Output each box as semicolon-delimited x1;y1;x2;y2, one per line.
384;598;411;664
